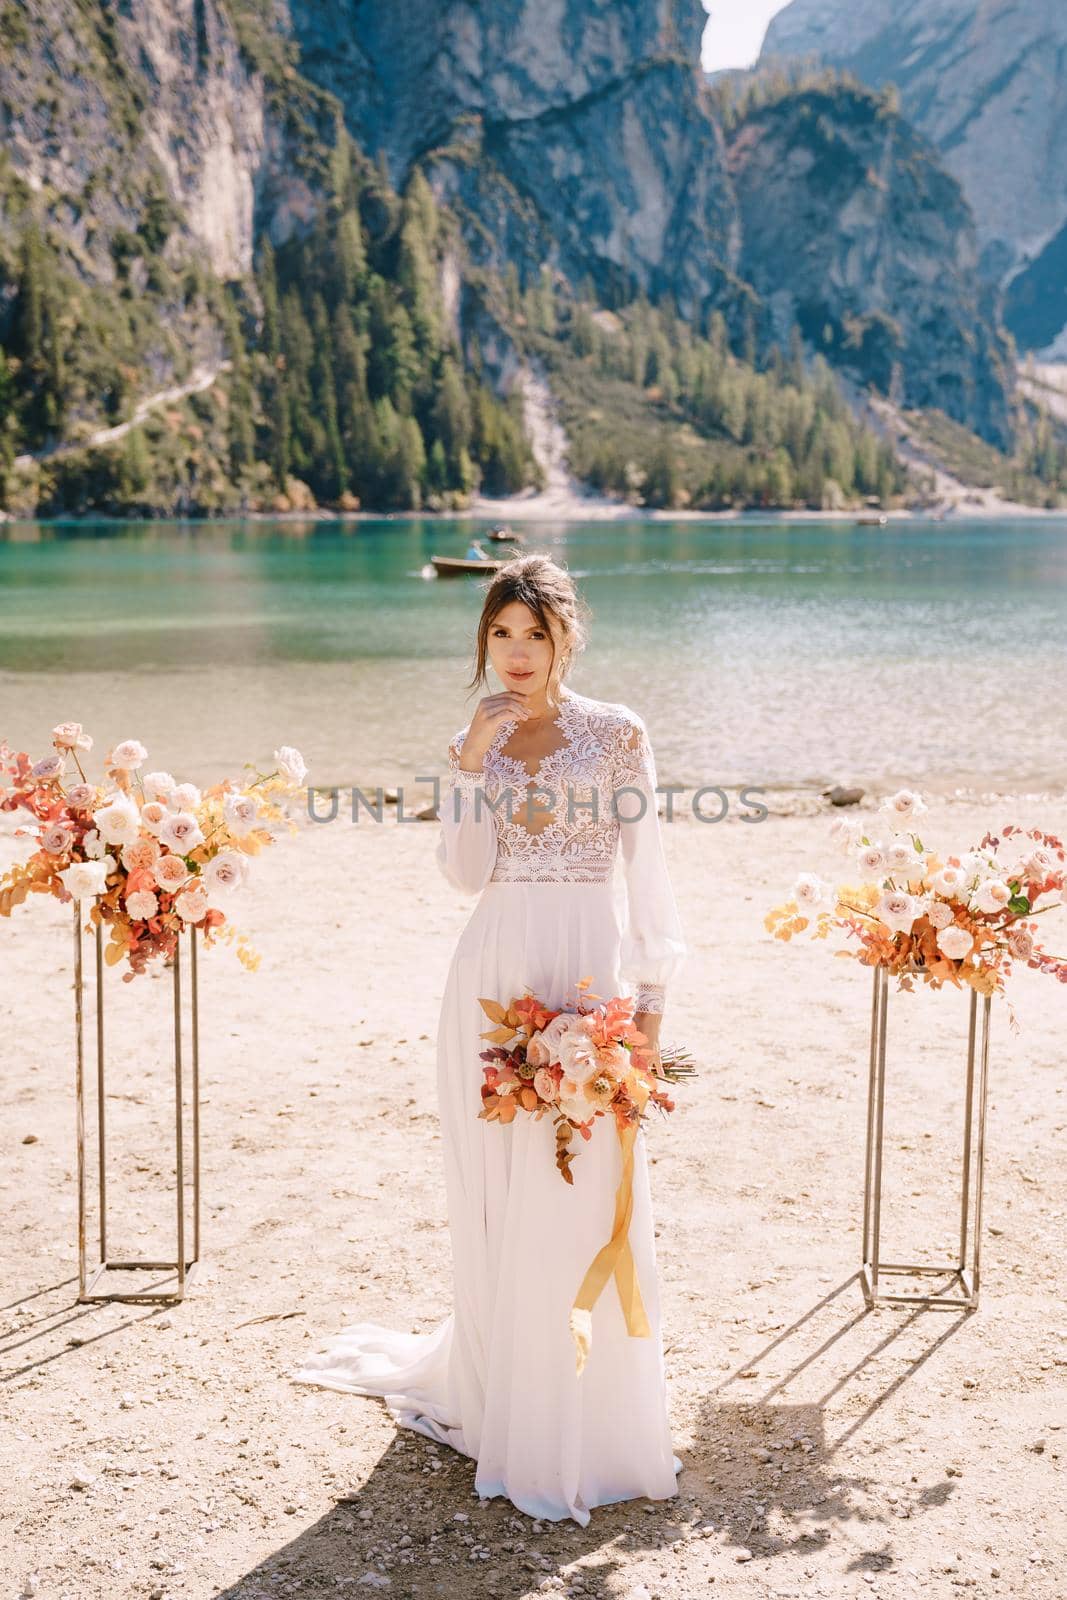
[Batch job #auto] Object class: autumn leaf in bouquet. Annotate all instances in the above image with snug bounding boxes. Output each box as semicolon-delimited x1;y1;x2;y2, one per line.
475;976;696;1183
765;788;1067;1033
0;724;309;979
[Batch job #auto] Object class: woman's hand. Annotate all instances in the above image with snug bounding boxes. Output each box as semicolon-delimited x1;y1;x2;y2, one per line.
634;1011;663;1076
459;692;532;771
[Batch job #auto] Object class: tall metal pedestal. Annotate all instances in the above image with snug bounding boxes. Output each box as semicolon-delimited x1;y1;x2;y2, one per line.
74;904;201;1304
861;963;991;1311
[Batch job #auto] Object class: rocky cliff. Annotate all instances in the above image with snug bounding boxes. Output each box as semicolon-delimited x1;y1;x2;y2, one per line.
725;83;1012;444
280;0;1012;439
761;0;1067;353
0;0;1021;493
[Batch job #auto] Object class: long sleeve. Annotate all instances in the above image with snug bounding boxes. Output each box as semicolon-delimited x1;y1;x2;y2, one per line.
614;714;687;1015
435;730;498;896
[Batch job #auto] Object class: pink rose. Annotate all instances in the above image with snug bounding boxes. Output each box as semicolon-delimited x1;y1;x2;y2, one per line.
533;1067;559;1103
154;853;191;892
121;836;160;872
41;823;74;855
174;883;210;923
109;739;148;770
159;812;205;852
125;888;159;921
1007;928;1034;960
66;784;96;810
31;755;64;782
52;721;86;750
140;801;169;836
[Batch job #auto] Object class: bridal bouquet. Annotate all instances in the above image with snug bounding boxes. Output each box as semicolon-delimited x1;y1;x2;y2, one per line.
477;978;695;1375
765;787;1067;1025
0;723;309;979
477;978;695;1183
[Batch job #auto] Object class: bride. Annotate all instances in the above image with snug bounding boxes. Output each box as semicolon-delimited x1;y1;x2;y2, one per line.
294;553;688;1525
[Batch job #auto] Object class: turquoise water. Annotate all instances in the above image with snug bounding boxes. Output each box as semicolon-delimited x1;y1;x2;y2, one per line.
1;516;1065;795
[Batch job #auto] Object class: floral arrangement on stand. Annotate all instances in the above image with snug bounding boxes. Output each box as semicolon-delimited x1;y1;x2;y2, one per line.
765;788;1067;1029
0;722;309;978
477;977;696;1376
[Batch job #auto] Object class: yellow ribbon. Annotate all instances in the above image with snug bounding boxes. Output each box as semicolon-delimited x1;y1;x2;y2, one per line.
568;1113;651;1376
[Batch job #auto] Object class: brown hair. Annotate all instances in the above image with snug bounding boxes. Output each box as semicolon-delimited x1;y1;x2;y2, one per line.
467;553;591;694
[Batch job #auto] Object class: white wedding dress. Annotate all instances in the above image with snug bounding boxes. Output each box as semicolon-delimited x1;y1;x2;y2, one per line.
293;686;688;1524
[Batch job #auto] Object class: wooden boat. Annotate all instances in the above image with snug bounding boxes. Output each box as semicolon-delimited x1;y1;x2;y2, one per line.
856;514;889;527
487;524;524;544
430;554;505;577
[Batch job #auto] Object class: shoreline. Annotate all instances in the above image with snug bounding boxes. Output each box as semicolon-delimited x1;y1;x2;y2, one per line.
3;502;1067;529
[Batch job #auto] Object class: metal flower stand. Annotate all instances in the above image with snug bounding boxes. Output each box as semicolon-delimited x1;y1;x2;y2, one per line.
74;903;201;1304
861;962;991;1311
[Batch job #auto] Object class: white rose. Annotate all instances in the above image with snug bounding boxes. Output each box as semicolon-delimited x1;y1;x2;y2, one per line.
556;1019;602;1087
82;829;105;859
224;792;261;837
201;849;248;895
875;891;920;935
142;770;176;803
557;1088;594;1125
885;842;927;884
125;889;159;921
140;801;169;837
923;899;955;930
973;880;1012;914
94;796;141;847
58;861;108;899
273;745;308;784
159;811;205;853
937;924;974;960
170;782;201;810
109;739;148;770
929;865;967;900
793;872;831;912
857;845;888;882
879;789;928;832
828;816;863;855
174;884;211;923
1021;848;1057;881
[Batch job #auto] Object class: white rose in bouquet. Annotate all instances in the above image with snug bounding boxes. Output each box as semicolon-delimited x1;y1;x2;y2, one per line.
929;865;967;899
174;883;211;923
885;842;927;883
793;872;831;912
59;861;108;899
201;850;248;895
95;796;141;847
142;770;176;803
109;739;148;770
879;789;928;832
170;782;202;810
875;891;920;935
274;746;307;785
857;845;888;882
224;792;261;837
557;1018;604;1088
140;801;169;837
923;898;955;929
125;889;159;921
159;811;205;853
973;879;1012;914
936;924;974;960
829;816;863;855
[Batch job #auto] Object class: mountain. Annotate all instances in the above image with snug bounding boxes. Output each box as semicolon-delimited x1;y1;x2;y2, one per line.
0;0;1027;514
761;0;1067;354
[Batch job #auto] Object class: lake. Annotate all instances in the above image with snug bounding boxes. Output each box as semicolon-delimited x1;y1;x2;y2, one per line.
1;516;1066;799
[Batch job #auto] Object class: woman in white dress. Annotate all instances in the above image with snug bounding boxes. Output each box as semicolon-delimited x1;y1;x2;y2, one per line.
294;554;688;1525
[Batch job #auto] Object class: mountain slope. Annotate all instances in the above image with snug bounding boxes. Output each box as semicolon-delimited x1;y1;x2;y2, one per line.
761;0;1067;353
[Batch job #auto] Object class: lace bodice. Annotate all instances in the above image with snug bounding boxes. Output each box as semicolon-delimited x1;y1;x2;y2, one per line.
435;688;687;1013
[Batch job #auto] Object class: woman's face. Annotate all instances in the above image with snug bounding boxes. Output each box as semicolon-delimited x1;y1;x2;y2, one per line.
486;600;563;699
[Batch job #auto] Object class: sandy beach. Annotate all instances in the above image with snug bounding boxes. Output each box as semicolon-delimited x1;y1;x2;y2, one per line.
1;789;1064;1600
